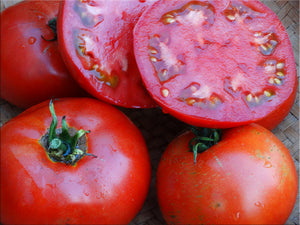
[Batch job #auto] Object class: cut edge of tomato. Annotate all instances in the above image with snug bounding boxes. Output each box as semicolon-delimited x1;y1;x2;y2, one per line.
133;0;298;129
57;0;157;109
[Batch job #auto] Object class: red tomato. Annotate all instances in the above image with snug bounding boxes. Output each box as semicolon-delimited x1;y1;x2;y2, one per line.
156;124;298;224
1;98;151;224
57;0;157;108
0;0;87;109
134;0;298;129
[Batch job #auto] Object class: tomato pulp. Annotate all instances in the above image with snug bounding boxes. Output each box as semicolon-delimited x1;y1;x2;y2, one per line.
0;1;86;109
1;98;151;224
134;0;298;129
57;0;157;108
156;124;298;224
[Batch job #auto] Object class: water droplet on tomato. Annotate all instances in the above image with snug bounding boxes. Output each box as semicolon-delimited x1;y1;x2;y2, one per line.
254;201;264;208
28;37;36;45
233;211;240;221
264;160;272;168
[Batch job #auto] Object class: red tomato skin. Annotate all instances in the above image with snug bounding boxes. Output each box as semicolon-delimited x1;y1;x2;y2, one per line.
156;124;298;224
57;0;157;108
133;0;298;130
0;98;151;224
0;1;87;109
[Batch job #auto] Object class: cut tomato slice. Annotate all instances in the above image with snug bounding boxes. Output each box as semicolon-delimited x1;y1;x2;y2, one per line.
134;0;298;129
57;0;157;108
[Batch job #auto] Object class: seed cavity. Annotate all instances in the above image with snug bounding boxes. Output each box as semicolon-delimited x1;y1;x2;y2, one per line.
252;32;278;56
224;2;264;23
74;0;104;28
149;34;186;83
244;89;275;106
74;29;119;88
262;59;285;86
179;83;222;108
160;1;215;28
74;29;98;70
268;77;282;85
92;66;119;88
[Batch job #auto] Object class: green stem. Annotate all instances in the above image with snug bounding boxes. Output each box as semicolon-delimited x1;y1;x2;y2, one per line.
41;18;57;41
189;127;221;164
45;100;96;166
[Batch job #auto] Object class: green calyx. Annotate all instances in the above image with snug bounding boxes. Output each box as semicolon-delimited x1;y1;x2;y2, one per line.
43;99;96;166
189;127;221;164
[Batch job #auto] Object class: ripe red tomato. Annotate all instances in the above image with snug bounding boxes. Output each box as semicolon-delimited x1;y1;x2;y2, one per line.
134;0;298;129
156;124;298;224
57;0;157;108
0;0;87;109
1;98;151;224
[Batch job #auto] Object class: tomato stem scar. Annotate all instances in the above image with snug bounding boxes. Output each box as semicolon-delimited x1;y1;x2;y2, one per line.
189;127;221;164
41;99;96;166
41;18;57;41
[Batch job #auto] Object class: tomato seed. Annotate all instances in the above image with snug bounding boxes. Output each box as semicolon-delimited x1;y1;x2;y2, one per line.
276;62;284;69
186;98;196;105
161;88;169;97
274;78;281;85
226;14;236;21
246;94;253;102
264;90;273;97
150;56;158;62
165;17;176;24
276;71;284;77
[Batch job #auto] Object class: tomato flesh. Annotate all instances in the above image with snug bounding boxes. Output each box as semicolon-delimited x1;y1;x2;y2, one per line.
58;0;157;108
134;0;298;129
0;1;86;109
0;98;151;224
156;124;298;224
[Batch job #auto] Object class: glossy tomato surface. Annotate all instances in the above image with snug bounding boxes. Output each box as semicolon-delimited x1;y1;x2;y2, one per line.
0;0;86;109
156;124;298;224
1;98;151;224
134;0;298;129
57;0;157;108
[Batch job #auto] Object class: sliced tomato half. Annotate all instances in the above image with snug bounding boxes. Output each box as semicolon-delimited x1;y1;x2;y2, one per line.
57;0;157;108
134;0;298;129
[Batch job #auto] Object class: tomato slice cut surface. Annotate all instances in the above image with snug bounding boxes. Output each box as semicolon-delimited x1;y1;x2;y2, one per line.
134;0;298;129
58;0;157;108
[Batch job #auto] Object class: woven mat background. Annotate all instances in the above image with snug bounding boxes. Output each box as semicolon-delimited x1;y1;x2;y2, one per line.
0;0;299;224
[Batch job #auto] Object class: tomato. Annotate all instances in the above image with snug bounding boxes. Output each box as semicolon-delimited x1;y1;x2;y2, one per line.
156;123;298;224
133;0;298;129
0;98;151;224
0;0;87;109
57;0;157;108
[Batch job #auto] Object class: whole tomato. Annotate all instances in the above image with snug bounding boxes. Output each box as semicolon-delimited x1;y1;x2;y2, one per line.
0;1;86;109
1;98;151;224
156;124;298;224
